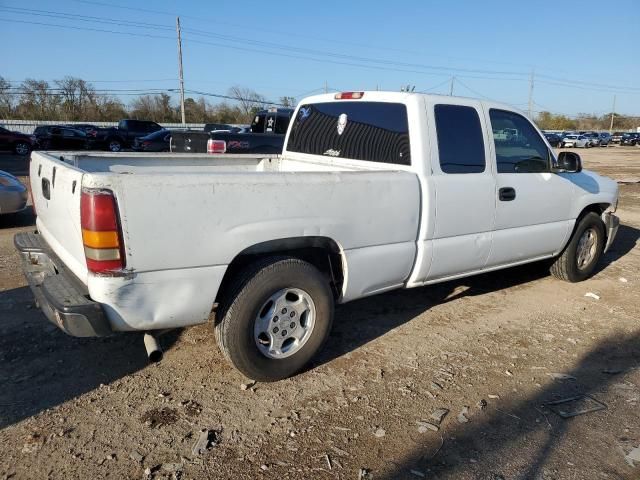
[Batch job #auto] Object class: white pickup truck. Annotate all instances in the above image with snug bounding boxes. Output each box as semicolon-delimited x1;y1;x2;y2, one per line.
16;91;619;381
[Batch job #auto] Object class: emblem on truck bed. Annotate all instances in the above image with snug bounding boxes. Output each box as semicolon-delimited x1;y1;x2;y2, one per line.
337;113;348;136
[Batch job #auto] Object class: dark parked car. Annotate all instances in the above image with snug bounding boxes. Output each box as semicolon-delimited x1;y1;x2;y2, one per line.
34;126;91;150
543;133;562;147
102;119;163;152
620;133;640;146
0;125;35;156
132;129;172;152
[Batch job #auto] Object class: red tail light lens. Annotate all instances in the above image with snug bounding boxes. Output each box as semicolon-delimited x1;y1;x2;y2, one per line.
80;189;125;273
142;141;151;147
334;92;364;100
207;139;226;154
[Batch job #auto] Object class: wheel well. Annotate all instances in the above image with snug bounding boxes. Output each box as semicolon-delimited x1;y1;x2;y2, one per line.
215;237;345;304
578;203;609;219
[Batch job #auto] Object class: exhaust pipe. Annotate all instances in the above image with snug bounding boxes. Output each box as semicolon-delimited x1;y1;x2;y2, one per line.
143;332;163;362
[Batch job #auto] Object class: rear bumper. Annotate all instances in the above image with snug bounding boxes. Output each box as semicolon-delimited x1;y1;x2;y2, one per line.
602;212;620;254
14;232;112;337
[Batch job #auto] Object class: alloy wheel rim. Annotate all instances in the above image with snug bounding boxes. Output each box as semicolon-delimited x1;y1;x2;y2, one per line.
15;143;29;155
254;288;316;359
576;227;598;270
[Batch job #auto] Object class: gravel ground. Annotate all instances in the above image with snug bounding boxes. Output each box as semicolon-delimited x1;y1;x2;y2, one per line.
0;147;639;480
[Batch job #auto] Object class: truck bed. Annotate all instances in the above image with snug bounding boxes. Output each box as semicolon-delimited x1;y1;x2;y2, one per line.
29;151;421;331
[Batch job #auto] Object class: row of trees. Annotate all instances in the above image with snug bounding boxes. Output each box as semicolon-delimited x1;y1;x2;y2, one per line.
535;110;639;132
0;77;296;124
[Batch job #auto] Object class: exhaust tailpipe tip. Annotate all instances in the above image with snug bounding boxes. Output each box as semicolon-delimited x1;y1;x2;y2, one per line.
143;332;163;362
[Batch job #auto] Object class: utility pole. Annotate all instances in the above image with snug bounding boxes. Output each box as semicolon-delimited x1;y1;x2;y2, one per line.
609;94;616;134
449;76;455;96
527;68;535;119
176;16;186;125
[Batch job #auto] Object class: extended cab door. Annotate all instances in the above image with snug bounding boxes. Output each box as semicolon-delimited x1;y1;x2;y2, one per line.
421;99;496;281
484;108;573;267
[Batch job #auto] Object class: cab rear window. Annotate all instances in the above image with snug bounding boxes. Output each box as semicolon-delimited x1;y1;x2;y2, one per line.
287;101;410;165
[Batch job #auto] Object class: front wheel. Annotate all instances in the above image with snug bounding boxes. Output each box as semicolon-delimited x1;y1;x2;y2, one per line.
215;257;334;381
107;139;122;152
550;212;605;282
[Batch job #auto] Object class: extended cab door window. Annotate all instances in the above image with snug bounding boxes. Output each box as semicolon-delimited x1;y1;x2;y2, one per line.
287;101;410;165
434;104;485;173
489;109;549;173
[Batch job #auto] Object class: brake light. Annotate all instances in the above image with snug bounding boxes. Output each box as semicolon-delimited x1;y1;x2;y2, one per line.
207;139;226;154
334;91;364;100
142;141;151;147
80;189;125;273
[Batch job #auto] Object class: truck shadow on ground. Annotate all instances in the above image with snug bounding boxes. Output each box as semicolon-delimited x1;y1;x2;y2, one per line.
315;224;639;373
0;286;180;429
377;330;640;479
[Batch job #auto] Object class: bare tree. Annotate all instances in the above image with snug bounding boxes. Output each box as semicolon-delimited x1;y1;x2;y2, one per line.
0;76;14;118
228;86;266;122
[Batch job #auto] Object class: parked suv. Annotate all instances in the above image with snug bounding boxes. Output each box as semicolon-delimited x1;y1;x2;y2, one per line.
34;126;92;150
620;133;640;146
0;125;35;156
102;119;163;152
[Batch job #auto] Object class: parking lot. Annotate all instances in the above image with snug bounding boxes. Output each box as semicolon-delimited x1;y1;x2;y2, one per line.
0;147;639;479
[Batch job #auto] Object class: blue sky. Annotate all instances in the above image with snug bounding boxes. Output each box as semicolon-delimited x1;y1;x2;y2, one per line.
2;0;639;117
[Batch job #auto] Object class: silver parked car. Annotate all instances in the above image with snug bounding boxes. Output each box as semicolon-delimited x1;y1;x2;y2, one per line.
561;134;590;148
0;171;28;215
582;132;601;147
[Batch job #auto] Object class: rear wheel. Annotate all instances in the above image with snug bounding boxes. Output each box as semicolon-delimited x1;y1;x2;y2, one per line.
14;142;31;156
215;257;334;381
550;212;605;282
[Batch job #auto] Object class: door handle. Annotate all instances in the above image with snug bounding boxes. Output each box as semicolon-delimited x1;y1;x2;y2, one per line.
499;187;516;201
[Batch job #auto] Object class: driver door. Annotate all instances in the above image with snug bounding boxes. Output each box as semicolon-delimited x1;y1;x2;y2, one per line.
485;108;575;267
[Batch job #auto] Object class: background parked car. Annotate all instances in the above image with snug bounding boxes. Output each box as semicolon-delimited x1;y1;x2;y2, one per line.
582;132;601;147
101;119;163;152
611;132;625;144
34;126;92;150
561;134;590;148
543;133;562;147
0;125;34;156
0;170;28;215
620;133;640;146
132;129;172;152
598;132;612;146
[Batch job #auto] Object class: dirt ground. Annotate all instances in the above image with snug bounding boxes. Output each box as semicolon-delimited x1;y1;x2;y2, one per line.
0;147;639;480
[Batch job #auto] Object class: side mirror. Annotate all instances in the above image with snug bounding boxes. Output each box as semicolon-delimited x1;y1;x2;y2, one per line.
555;151;582;173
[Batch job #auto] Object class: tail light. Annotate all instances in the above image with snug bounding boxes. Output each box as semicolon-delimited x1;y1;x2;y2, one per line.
207;139;226;154
80;189;125;273
334;92;364;100
142;141;152;147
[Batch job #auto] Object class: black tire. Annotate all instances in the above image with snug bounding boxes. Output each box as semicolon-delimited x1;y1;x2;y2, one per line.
107;138;122;152
550;212;605;282
215;257;334;381
14;141;31;156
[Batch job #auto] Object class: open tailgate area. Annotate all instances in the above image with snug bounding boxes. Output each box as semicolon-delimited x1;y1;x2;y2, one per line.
30;152;88;283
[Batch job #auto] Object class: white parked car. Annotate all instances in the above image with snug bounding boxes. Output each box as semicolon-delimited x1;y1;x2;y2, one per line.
562;134;590;148
17;91;620;381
